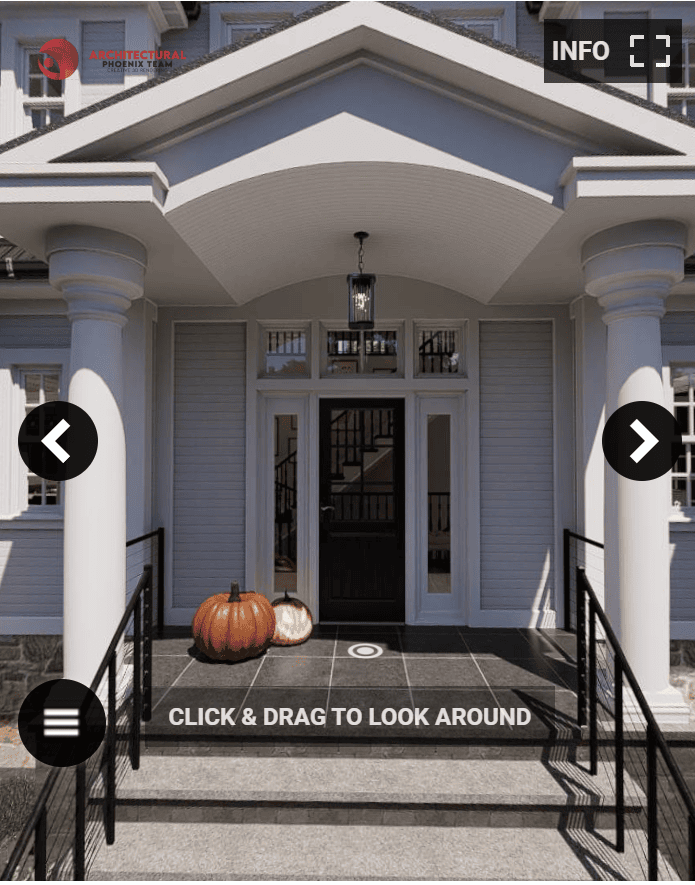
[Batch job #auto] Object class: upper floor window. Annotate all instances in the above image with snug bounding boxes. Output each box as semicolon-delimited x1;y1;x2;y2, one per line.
668;38;695;119
22;369;62;506
672;367;695;510
24;47;64;130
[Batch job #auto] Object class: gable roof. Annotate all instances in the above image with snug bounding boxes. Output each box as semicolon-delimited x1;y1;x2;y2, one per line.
0;0;694;163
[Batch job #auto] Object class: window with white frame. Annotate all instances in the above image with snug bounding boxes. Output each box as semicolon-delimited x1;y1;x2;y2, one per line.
671;367;695;510
447;17;500;40
23;47;65;131
668;38;695;120
21;369;61;506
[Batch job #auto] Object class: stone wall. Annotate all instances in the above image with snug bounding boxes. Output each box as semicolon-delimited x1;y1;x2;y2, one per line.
670;640;695;715
0;636;63;720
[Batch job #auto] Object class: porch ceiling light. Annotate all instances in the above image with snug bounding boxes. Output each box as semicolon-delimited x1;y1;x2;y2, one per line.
347;231;375;331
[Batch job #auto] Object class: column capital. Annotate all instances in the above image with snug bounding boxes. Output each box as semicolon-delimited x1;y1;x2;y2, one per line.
46;225;147;325
581;220;687;324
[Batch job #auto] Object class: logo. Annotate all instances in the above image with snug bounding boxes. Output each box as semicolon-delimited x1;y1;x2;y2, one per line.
38;38;79;80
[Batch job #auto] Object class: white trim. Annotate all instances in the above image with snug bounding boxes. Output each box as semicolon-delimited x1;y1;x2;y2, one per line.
2;616;63;634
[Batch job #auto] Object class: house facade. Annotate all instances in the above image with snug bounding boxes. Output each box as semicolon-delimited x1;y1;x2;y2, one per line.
1;1;695;722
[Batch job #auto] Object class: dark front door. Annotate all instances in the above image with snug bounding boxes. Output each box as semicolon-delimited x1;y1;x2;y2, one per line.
319;399;405;621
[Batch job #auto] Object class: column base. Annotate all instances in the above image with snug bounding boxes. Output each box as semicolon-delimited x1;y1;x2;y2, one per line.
640;685;692;726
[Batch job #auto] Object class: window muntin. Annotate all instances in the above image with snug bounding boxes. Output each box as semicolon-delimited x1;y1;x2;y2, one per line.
22;369;61;506
671;367;695;509
444;17;501;40
226;22;277;46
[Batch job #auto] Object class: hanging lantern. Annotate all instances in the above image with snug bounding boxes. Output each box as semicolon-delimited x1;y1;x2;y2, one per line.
347;231;375;330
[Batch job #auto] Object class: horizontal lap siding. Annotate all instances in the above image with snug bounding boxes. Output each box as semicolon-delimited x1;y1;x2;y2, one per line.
480;322;554;611
173;324;246;609
671;533;695;621
662;313;695;346
0;530;63;617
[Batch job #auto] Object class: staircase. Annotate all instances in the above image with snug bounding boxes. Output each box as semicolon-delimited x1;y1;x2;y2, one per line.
89;740;667;880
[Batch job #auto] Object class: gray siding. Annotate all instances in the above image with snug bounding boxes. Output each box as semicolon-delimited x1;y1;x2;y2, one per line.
671;533;695;621
172;322;246;608
479;321;555;612
0;529;63;617
662;312;695;346
0;316;70;348
80;21;125;106
515;3;544;58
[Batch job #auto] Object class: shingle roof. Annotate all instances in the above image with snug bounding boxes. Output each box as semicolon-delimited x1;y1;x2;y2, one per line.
0;0;692;159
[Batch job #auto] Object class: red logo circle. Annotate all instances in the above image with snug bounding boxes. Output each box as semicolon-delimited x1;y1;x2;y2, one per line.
38;38;78;80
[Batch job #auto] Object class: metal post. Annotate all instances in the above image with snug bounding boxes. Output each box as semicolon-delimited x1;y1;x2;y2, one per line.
157;527;164;638
106;655;116;845
576;568;587;728
34;804;46;881
143;565;153;721
615;656;624;853
689;814;695;881
588;595;597;776
131;594;142;770
647;721;658;880
75;763;86;881
563;529;571;632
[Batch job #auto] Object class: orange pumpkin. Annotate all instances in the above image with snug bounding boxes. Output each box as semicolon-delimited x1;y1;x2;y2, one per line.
271;592;314;646
192;582;276;662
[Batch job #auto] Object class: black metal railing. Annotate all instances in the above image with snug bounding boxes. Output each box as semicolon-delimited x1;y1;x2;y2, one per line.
576;566;695;880
1;529;162;882
126;527;164;638
563;528;605;632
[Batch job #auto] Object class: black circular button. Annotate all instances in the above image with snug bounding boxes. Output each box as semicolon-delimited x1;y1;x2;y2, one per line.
17;679;106;767
602;401;683;481
18;402;98;482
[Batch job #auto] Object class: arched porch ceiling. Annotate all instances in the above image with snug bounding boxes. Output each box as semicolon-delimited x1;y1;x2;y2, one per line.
164;116;562;306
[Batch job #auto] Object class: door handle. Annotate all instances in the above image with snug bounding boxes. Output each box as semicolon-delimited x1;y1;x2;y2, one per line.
320;504;335;522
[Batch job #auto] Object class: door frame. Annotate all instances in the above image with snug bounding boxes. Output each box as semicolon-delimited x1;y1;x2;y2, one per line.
318;397;406;622
257;389;468;624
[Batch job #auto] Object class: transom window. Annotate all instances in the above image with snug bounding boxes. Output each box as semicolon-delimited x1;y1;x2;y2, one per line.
323;329;400;376
22;369;61;506
672;367;695;509
24;48;64;131
259;326;309;377
416;326;465;376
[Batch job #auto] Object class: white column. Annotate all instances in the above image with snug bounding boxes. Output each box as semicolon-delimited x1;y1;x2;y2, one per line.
46;226;147;686
581;220;689;723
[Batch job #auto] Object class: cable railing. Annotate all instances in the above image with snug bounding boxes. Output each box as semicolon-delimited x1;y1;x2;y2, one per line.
1;529;162;881
563;528;604;632
576;565;695;880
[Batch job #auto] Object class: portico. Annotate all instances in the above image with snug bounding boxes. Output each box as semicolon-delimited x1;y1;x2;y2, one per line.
0;2;694;724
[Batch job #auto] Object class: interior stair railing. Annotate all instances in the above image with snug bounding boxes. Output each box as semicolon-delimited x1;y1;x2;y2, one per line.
1;528;162;882
566;530;695;880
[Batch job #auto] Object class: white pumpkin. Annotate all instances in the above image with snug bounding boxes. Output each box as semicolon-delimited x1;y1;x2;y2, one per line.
271;592;313;646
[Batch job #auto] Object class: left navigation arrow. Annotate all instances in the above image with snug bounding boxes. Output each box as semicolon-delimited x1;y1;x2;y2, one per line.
18;402;98;482
42;418;71;463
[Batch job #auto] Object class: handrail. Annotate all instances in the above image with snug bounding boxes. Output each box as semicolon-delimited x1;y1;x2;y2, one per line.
1;529;162;882
577;567;695;879
126;526;164;636
563;528;604;631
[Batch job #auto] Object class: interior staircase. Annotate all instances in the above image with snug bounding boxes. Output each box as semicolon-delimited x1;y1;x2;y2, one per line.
89;738;668;880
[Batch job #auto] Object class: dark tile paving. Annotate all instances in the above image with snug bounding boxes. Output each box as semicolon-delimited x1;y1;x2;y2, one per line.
149;627;581;712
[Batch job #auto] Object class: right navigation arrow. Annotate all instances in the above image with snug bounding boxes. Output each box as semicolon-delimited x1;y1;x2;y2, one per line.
630;419;658;464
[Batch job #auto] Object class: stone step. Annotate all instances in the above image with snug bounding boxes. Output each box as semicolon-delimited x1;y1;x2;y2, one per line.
112;755;644;828
89;821;672;881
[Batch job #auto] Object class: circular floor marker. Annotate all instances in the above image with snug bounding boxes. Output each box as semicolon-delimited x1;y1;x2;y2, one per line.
347;643;384;659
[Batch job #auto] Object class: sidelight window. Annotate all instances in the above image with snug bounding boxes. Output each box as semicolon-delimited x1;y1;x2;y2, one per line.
427;414;451;593
274;414;298;593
